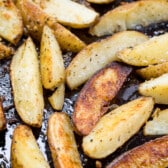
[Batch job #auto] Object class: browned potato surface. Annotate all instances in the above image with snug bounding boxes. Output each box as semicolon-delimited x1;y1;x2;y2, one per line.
47;112;82;168
40;25;65;90
0;0;23;44
11;125;50;168
16;0;86;52
82;97;154;159
106;135;168;168
0;42;14;60
136;62;168;80
0;101;6;131
90;0;168;36
10;37;44;127
73;62;132;135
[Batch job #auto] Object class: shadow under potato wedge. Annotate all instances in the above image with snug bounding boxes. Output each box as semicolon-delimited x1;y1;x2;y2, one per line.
73;62;132;136
90;0;168;36
11;125;50;168
16;0;86;52
10;37;44;127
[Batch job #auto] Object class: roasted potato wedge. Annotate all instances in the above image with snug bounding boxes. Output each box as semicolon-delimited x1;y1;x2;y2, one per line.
40;25;65;90
66;31;148;89
0;42;14;60
10;37;44;127
117;33;168;66
136;62;168;80
47;112;82;168
39;0;99;28
48;83;65;110
0;0;23;45
0;101;6;131
87;0;115;4
11;125;50;168
90;0;168;36
16;0;86;52
139;73;168;104
144;108;168;135
82;97;154;159
106;135;168;168
73;62;132;136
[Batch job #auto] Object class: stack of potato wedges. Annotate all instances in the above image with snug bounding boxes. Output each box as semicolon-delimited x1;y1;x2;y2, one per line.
1;0;168;167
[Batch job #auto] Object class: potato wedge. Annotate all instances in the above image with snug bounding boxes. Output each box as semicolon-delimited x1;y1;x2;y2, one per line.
10;37;44;127
0;0;23;44
87;0;115;4
66;31;148;89
73;62;132;136
136;62;168;80
39;0;99;28
82;97;154;159
106;135;168;168
117;33;168;66
0;42;14;60
40;25;65;90
48;83;65;110
0;101;6;131
47;112;82;168
11;125;50;168
16;0;86;52
144;108;168;135
139;73;168;104
90;0;168;36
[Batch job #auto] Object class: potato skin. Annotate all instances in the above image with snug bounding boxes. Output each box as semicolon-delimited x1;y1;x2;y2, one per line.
106;135;168;168
0;42;14;60
73;62;132;135
0;101;6;131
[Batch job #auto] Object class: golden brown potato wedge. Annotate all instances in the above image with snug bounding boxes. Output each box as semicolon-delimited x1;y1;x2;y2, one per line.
0;42;14;60
136;62;168;80
40;25;65;90
16;0;86;52
39;0;99;28
106;135;168;168
66;31;148;90
0;0;23;44
90;0;168;36
139;73;168;104
73;62;132;136
48;83;65;110
87;0;115;4
82;97;154;159
47;112;82;168
10;37;44;127
117;33;168;66
11;125;50;168
144;108;168;135
0;101;6;131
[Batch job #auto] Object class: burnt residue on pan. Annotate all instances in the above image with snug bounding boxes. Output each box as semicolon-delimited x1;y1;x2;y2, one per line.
1;0;168;168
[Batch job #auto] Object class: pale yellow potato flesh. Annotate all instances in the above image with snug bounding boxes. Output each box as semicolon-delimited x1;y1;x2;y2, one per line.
47;112;82;168
139;73;168;104
0;42;14;60
10;37;44;127
48;83;65;110
66;31;148;90
16;0;86;52
11;125;50;168
87;0;115;4
40;25;65;90
39;0;99;28
90;0;168;36
136;62;168;80
0;0;23;44
82;97;154;159
0;101;6;131
144;108;168;135
117;33;168;66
